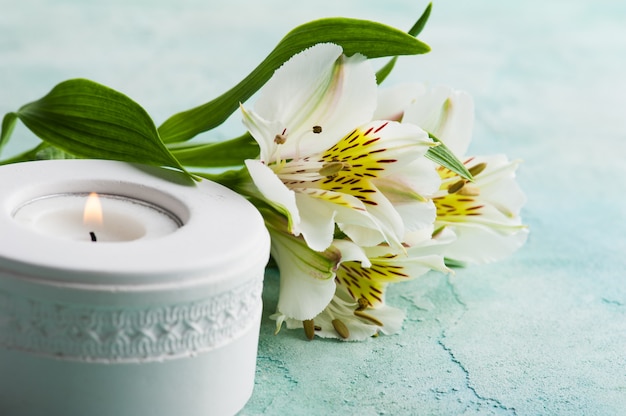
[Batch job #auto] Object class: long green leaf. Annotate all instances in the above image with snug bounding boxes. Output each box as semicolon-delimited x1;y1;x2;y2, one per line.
170;132;259;167
158;17;430;144
0;112;18;156
376;3;433;84
426;134;473;181
16;79;189;176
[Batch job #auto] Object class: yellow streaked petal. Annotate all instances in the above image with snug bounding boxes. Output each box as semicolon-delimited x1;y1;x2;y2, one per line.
336;259;410;306
433;193;484;219
298;187;367;211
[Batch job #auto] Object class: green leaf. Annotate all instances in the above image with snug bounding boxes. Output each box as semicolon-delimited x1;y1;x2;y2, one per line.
376;3;433;84
426;134;473;181
375;57;398;85
444;257;467;268
192;166;251;191
16;78;190;176
170;132;259;167
408;2;433;38
0;112;18;156
158;17;431;144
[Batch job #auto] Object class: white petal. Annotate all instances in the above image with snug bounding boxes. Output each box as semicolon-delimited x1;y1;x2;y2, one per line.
402;253;450;276
368;304;405;336
253;43;377;158
338;223;389;248
270;231;339;320
254;43;343;122
442;223;529;265
370;226;455;275
373;158;440;236
240;105;282;163
403;225;456;251
403;85;474;156
336;189;405;250
481;178;526;218
355;188;405;248
355;120;433;175
374;83;427;121
245;159;301;234
296;188;392;249
276;270;336;321
375;157;441;198
293;192;337;251
373;159;439;234
364;238;451;277
472;154;521;187
393;200;436;234
473;155;527;217
332;239;371;268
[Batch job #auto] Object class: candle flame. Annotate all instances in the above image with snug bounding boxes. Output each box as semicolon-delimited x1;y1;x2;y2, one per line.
83;192;103;226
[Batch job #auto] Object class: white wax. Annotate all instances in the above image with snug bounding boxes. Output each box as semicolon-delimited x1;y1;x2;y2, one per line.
12;193;181;242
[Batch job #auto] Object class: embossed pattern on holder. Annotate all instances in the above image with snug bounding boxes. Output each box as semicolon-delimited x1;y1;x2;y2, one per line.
0;276;263;363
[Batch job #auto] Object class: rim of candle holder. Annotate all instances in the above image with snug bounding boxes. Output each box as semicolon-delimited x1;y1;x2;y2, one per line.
0;160;270;296
13;192;184;228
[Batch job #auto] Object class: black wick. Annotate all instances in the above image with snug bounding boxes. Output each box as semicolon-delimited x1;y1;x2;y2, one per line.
89;231;97;242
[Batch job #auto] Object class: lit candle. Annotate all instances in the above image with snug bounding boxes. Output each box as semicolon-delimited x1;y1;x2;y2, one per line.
13;191;180;242
0;160;270;416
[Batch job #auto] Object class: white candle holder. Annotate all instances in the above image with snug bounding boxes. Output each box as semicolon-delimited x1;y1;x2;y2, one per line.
0;160;270;416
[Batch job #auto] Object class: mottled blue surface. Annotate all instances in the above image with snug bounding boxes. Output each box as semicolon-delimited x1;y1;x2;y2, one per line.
2;0;626;414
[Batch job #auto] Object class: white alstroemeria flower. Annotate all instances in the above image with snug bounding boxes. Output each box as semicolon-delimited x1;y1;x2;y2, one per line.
397;84;528;264
264;209;370;321
431;156;528;264
272;228;453;340
242;43;434;252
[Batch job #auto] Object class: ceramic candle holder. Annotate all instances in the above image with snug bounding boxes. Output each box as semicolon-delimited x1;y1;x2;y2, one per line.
0;160;270;416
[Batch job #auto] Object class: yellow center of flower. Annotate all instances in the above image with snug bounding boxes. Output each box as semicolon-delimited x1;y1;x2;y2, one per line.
433;160;485;220
274;122;399;211
321;123;395;176
316;123;396;206
336;255;409;307
432;193;484;218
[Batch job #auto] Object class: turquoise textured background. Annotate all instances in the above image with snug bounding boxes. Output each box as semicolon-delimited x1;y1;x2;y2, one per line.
2;1;625;414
